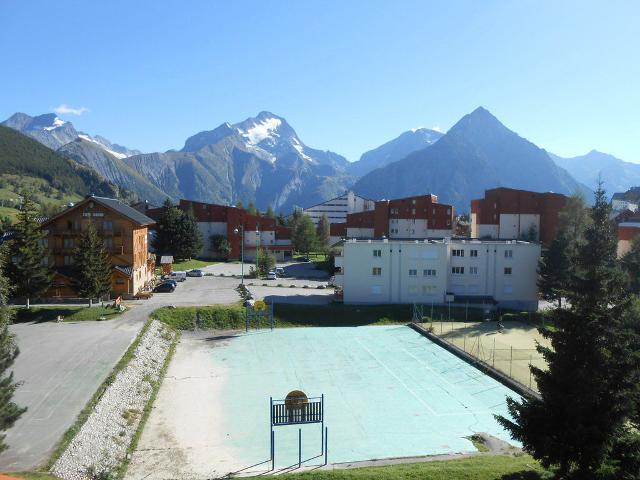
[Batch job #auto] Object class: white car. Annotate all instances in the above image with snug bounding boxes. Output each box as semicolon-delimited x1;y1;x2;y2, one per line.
275;267;285;277
267;271;277;280
165;271;187;282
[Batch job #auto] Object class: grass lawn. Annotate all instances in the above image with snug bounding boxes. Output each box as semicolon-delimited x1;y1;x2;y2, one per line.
250;455;550;480
170;259;219;271
6;472;61;480
12;305;124;323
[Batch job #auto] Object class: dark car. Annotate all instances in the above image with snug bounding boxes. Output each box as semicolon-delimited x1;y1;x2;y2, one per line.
186;269;204;277
161;279;178;288
153;282;176;293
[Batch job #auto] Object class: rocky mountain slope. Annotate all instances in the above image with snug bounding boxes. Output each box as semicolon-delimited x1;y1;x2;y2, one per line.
551;150;640;195
121;111;354;211
353;107;587;212
348;127;443;177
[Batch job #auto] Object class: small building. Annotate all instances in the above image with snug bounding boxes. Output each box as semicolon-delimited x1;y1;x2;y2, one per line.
334;238;540;311
41;196;156;299
612;192;639;213
300;191;375;225
471;187;567;246
618;222;640;258
160;255;173;274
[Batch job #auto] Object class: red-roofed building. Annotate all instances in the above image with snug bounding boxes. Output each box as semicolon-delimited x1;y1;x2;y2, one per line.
618;222;640;258
471;188;567;246
343;194;454;240
177;199;292;261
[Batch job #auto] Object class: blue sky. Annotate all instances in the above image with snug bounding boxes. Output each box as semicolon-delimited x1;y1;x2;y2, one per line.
1;0;639;162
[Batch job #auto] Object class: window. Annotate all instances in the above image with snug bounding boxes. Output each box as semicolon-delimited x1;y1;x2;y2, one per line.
63;238;74;249
373;249;382;257
408;269;417;276
423;269;436;276
452;266;464;275
103;237;113;249
41;257;49;266
411;209;416;215
470;249;478;257
101;220;111;230
63;255;73;265
372;267;382;276
505;249;513;258
504;267;512;275
452;249;464;257
422;285;437;294
470;266;478;275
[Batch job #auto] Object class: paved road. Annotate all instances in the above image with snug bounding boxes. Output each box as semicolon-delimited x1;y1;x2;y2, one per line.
0;275;241;472
203;260;330;280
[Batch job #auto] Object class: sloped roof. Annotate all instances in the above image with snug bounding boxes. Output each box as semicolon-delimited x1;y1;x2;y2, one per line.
90;196;155;226
114;265;133;277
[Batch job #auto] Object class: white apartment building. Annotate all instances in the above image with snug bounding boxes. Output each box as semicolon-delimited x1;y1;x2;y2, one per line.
334;238;541;311
301;191;374;225
612;193;639;213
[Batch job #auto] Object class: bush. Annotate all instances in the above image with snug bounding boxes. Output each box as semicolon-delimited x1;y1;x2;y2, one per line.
153;305;245;330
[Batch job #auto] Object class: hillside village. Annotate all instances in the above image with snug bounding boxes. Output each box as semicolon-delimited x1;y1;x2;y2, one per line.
2;3;640;480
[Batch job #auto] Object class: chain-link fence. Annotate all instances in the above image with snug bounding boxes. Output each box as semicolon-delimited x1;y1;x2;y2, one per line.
420;320;548;392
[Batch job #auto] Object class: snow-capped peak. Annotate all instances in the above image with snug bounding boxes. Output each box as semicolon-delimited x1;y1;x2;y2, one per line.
237;116;282;145
292;137;313;162
43;117;67;131
77;134;128;159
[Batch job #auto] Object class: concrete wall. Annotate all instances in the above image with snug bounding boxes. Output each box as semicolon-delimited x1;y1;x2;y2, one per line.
339;239;540;310
346;227;375;238
498;214;540;239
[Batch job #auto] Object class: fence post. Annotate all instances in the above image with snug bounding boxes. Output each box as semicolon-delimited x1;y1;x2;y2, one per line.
298;428;302;468
510;346;513;377
492;338;496;367
324;427;328;465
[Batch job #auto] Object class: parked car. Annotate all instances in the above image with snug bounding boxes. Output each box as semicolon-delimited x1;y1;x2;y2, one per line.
165;271;187;282
267;271;277;280
160;278;178;287
153;282;176;293
275;267;285;277
187;269;204;277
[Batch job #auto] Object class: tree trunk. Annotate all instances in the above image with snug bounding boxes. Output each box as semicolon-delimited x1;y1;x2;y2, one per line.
26;297;30;310
89;298;92;308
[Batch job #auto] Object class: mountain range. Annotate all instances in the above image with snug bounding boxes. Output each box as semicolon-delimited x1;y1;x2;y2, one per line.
550;150;640;195
1;107;634;213
353;107;588;211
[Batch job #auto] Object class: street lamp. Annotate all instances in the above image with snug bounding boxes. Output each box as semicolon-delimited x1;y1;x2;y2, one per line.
234;225;245;286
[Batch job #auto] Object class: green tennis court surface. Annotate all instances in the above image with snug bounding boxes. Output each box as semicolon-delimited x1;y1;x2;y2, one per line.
215;325;520;470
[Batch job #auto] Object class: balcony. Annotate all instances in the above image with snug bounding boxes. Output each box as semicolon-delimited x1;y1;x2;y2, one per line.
48;227;125;236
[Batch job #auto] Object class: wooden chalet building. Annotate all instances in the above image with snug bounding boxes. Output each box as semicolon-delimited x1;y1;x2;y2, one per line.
41;196;156;299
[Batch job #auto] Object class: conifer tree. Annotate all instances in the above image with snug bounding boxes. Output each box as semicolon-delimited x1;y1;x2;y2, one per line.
0;252;26;453
151;199;182;256
7;191;52;308
276;213;287;226
235;200;244;209
497;185;640;477
247;201;258;216
72;222;112;305
621;236;640;294
316;214;330;250
265;205;275;219
175;208;203;260
538;229;571;308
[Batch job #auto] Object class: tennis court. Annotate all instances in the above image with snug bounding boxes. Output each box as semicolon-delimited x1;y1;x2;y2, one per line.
127;325;522;479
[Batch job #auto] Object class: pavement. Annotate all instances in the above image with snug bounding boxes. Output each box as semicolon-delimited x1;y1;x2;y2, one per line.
0;262;332;471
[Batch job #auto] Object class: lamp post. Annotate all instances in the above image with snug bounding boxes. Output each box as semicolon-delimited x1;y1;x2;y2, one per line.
255;224;260;275
234;225;245;286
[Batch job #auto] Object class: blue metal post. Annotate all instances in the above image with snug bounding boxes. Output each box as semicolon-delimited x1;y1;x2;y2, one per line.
270;397;274;470
324;427;328;465
271;430;275;471
298;428;302;468
320;394;324;454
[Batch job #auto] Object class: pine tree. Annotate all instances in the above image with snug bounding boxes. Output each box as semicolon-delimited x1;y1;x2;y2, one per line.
255;247;276;277
175;209;203;260
72;222;112;305
316;214;330;250
210;234;231;260
151;199;182;256
7;191;52;308
265;205;275;219
621;236;640;294
293;215;317;257
538;229;571;308
497;185;640;477
0;252;26;453
235;200;244;209
559;192;591;257
276;213;287;226
247;202;258;216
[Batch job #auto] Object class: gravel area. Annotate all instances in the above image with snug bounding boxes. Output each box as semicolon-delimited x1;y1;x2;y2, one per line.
51;320;176;480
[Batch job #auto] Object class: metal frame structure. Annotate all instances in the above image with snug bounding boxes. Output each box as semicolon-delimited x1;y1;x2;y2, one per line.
269;394;327;470
245;302;274;333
